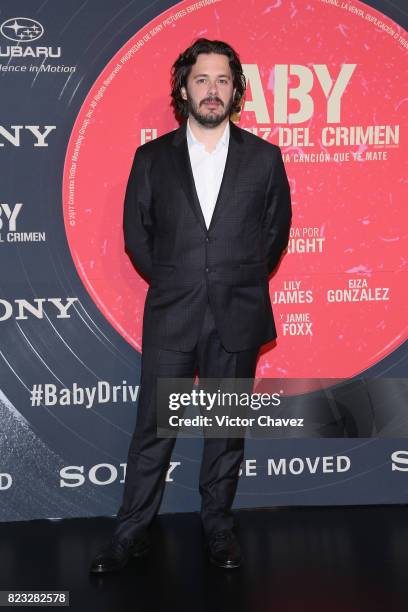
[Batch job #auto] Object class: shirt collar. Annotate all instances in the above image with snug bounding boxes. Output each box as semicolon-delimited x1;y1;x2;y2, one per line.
186;118;230;151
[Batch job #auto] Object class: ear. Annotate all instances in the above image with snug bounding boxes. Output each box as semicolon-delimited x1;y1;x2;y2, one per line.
181;86;187;100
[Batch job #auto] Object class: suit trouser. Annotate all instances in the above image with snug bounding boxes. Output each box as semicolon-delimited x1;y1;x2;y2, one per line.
114;301;260;541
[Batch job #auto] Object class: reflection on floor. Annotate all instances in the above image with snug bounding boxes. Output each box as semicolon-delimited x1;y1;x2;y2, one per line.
0;506;407;612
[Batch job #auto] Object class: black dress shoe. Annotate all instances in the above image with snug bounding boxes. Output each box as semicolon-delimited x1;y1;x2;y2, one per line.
90;533;150;574
207;529;242;569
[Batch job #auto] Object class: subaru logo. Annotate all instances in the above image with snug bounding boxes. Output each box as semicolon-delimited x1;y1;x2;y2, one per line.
0;18;44;43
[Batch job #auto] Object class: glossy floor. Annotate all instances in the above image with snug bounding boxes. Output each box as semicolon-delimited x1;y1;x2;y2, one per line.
0;506;407;612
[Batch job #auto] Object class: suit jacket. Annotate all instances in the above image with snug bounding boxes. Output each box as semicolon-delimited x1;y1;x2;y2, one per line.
123;119;292;352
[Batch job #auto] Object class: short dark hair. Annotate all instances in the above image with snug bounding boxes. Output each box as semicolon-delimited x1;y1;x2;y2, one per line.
170;38;246;119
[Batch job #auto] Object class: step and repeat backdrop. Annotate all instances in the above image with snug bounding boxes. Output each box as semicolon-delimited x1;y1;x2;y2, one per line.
0;0;407;520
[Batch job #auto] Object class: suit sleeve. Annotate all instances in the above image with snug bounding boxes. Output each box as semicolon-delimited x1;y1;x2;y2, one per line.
123;146;154;283
262;147;292;274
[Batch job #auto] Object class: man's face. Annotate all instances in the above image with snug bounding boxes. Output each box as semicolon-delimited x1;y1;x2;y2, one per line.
181;53;236;127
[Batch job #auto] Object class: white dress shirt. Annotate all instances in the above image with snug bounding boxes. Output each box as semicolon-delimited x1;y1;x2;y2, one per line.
186;118;229;230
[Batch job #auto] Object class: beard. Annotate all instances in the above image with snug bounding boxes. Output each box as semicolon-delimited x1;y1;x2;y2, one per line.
186;91;234;127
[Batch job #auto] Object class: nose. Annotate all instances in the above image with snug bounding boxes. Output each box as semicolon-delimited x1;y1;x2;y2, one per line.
207;80;218;95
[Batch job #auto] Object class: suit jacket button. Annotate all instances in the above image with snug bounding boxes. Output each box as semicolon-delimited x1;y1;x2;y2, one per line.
205;237;209;242
205;267;209;272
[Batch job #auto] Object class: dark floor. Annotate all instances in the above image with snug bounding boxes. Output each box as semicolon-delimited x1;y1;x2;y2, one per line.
0;507;407;612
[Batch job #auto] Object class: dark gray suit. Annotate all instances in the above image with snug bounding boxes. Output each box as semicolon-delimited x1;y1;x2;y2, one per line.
115;119;292;541
123;119;292;352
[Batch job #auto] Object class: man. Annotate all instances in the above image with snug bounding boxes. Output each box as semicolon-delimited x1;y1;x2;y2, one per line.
90;38;291;573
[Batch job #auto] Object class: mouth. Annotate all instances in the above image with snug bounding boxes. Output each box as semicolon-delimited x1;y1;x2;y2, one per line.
203;100;222;108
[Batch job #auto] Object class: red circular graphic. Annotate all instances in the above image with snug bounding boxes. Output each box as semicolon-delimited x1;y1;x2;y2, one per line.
63;0;408;378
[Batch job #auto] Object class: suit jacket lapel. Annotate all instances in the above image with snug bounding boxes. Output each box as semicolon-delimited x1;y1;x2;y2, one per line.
208;120;243;232
171;120;244;234
171;122;207;232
